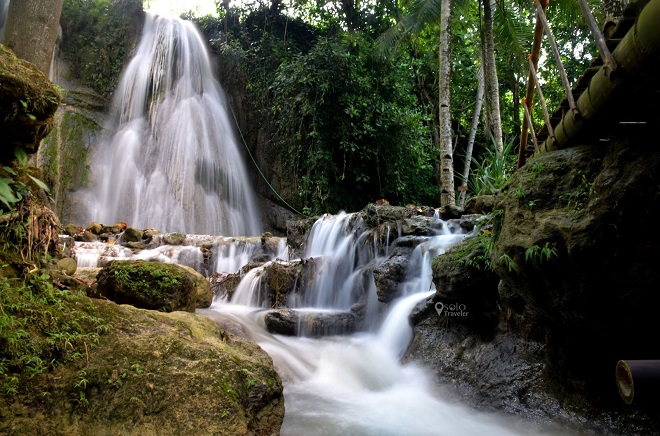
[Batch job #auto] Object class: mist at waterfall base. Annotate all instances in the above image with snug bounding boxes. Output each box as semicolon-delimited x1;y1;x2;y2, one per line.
201;213;568;435
79;13;261;236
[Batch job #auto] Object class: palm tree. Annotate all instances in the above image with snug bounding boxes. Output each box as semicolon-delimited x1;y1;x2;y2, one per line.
481;0;503;155
438;0;455;208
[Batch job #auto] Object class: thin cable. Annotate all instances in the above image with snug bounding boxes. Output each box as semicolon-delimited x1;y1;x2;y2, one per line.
227;102;306;217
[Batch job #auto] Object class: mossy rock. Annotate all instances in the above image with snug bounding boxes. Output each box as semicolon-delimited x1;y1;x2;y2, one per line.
169;263;213;309
96;261;198;312
0;44;60;163
0;300;285;435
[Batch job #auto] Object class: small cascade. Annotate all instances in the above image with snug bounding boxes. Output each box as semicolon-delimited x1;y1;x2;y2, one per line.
296;212;374;310
79;13;261;236
71;233;287;277
202;211;561;434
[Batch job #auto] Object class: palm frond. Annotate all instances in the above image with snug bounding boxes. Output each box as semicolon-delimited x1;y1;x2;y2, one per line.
493;4;533;68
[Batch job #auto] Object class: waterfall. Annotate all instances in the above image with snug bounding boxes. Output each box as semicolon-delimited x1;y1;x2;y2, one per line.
80;13;261;236
0;0;9;42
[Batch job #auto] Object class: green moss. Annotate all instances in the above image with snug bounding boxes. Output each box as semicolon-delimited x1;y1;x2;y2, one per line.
0;272;109;396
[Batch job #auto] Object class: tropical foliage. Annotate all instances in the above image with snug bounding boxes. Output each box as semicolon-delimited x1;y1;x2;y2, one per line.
191;0;600;214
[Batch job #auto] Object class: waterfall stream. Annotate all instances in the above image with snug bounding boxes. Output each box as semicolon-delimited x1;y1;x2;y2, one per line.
79;13;261;236
67;14;572;434
199;213;567;435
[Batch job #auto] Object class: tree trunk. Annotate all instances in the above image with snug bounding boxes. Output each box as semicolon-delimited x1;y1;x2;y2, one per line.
482;0;503;155
459;64;485;208
4;0;63;77
438;0;455;208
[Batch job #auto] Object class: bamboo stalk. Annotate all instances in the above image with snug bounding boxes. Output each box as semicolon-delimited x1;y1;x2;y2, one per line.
535;1;578;115
528;57;555;142
517;0;548;169
522;99;539;151
576;0;618;76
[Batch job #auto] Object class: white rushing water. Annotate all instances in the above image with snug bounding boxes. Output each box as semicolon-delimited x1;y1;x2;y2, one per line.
79;13;261;236
203;212;564;436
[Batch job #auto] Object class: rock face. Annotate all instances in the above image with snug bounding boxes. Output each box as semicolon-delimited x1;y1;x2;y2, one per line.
0;300;285;435
264;309;356;337
96;260;206;312
405;140;660;434
0;44;60;162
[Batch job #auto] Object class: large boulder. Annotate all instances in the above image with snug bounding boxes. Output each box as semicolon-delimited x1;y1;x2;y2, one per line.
0;44;60;163
96;260;200;312
0;300;284;435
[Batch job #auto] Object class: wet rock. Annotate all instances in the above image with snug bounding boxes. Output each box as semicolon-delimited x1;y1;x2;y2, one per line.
86;221;104;235
73;266;101;286
55;257;77;276
63;223;81;236
373;253;409;303
264;309;356;337
164;232;186;245
432;235;500;334
286;216;318;257
102;222;127;234
78;230;97;242
121;227;143;243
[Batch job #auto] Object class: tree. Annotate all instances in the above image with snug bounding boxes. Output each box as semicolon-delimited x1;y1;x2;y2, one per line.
4;0;64;76
481;0;503;155
438;0;455;208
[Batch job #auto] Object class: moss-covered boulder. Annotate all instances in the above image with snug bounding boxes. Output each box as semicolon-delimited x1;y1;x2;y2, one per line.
0;44;60;163
96;261;201;312
0;300;284;435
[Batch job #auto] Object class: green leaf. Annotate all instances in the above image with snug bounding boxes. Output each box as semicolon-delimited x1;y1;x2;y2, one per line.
0;178;20;208
14;147;28;167
28;175;50;193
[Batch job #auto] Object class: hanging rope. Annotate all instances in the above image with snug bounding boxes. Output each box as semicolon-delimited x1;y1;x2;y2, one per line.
227;102;306;217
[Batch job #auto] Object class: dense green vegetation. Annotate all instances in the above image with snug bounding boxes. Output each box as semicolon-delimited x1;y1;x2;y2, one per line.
187;0;597;214
56;0;599;214
1;152;107;397
60;0;142;96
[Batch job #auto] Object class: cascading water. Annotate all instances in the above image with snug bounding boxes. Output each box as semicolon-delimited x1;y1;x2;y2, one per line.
203;212;567;435
79;13;261;236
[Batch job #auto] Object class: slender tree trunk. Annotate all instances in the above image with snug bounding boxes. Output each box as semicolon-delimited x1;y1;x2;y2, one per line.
223;0;230;42
438;0;455;208
459;64;485;208
4;0;63;77
482;0;503;155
